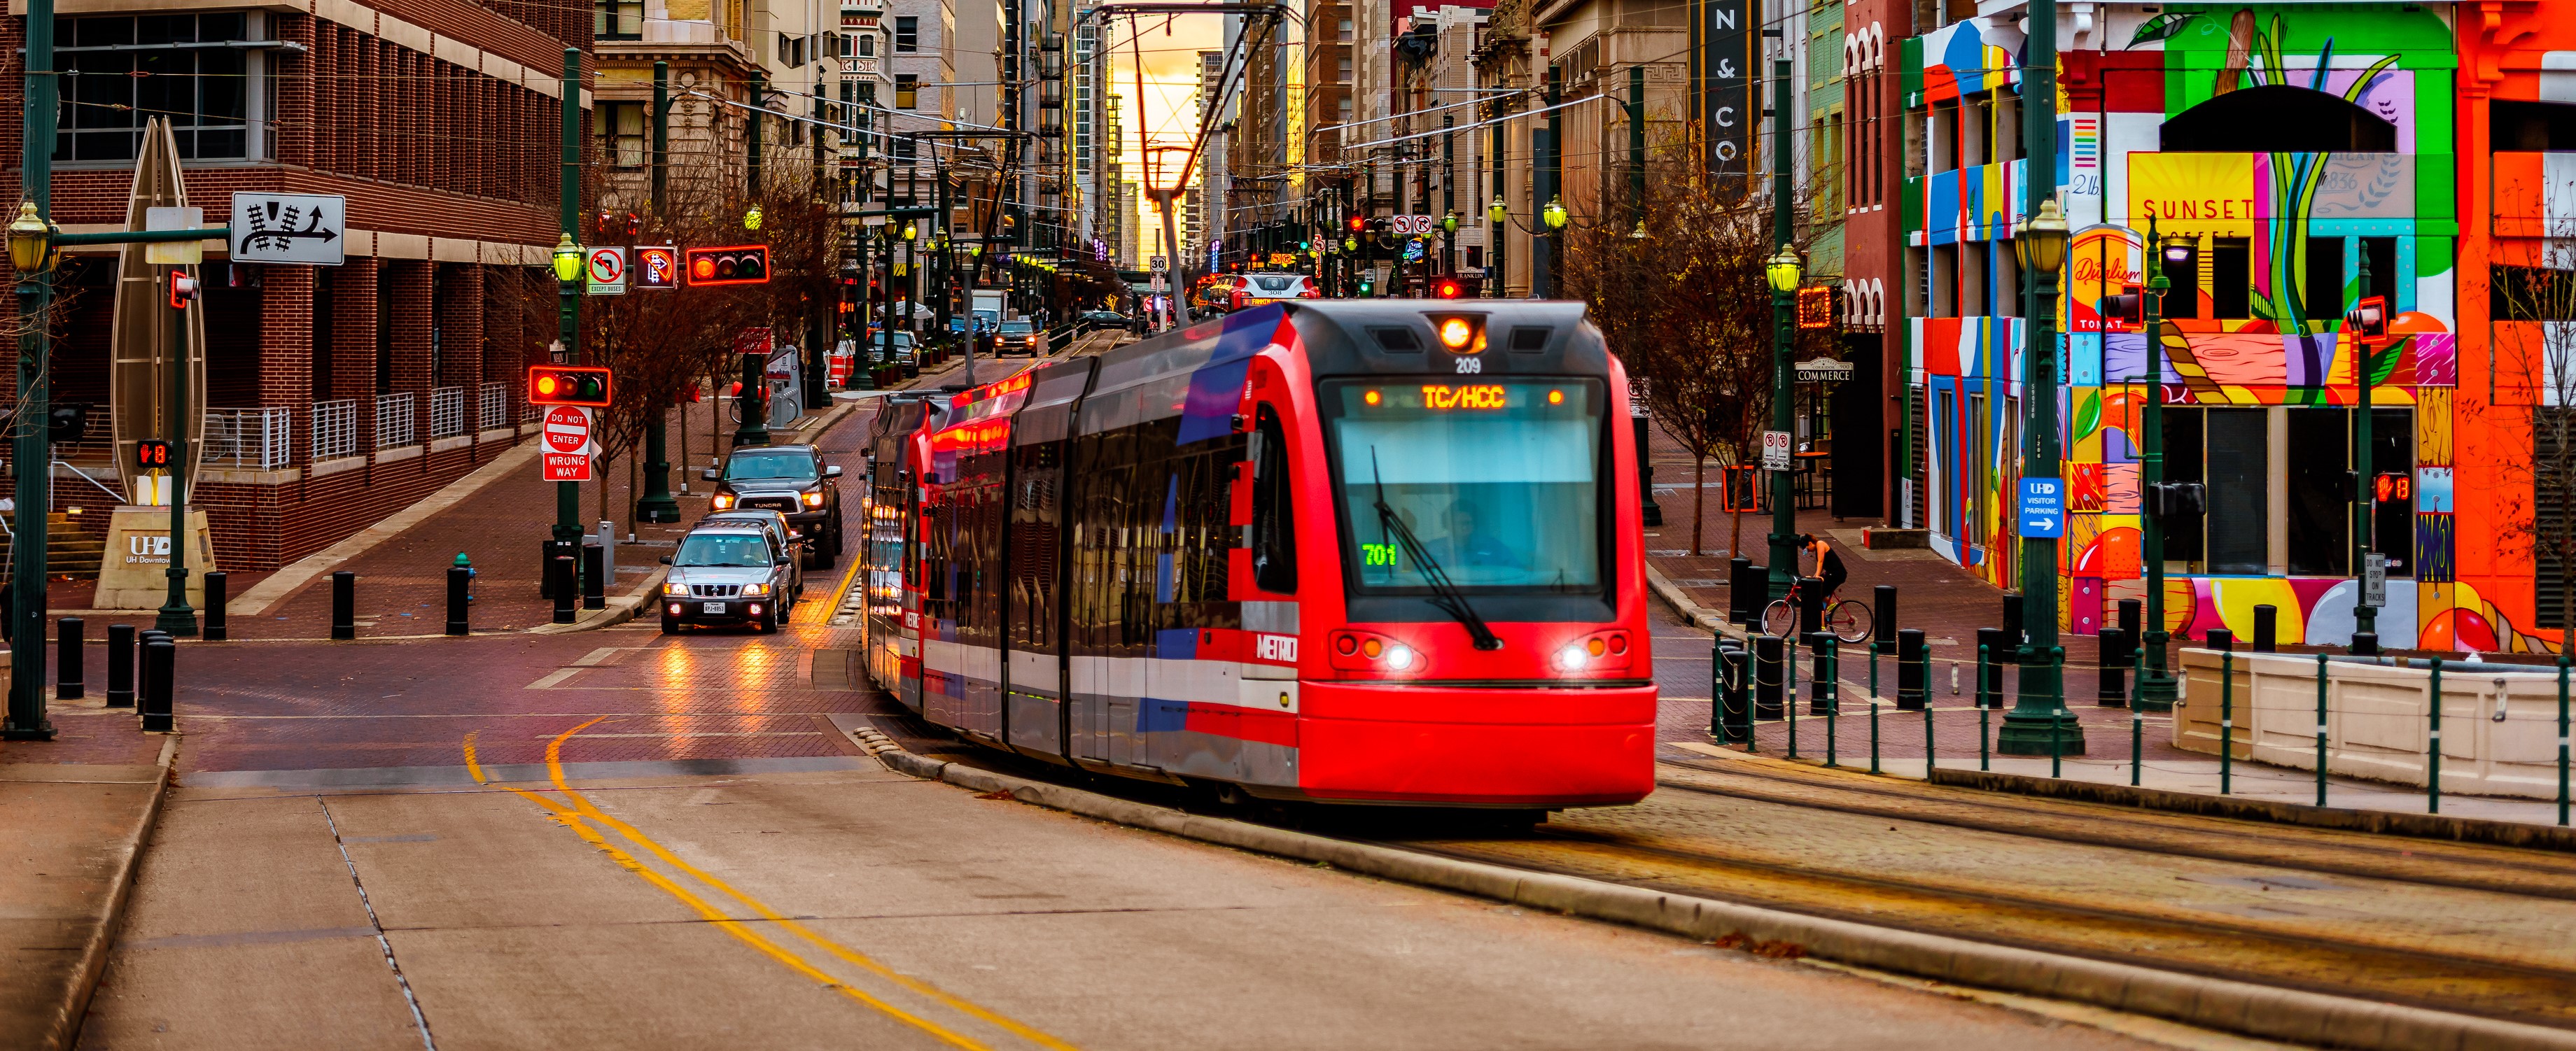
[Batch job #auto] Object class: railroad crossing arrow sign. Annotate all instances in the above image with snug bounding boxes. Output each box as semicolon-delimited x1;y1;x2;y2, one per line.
230;192;346;265
540;405;594;481
585;246;628;296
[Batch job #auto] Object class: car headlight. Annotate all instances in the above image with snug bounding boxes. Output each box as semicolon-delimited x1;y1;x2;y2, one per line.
711;493;736;509
741;583;769;596
664;582;687;595
802;490;825;508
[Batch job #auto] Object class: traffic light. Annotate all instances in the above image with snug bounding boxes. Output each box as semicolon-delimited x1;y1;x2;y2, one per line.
1434;277;1464;299
683;245;770;286
2374;472;2413;503
2347;295;2390;341
1346;213;1364;233
134;439;172;472
528;365;612;407
46;404;86;445
167;273;198;310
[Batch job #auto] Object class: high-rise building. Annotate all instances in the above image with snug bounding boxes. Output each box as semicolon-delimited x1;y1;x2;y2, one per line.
1119;180;1143;266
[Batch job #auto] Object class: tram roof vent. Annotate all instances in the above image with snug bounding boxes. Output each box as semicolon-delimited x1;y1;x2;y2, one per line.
1368;326;1422;352
1508;326;1552;352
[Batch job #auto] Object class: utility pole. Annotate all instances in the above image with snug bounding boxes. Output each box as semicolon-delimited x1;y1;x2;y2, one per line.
1533;69;1559;297
1765;57;1797;602
1489;111;1504;297
2136;216;2178;711
1999;0;2082;756
555;48;584;551
636;60;680;523
806;77;829;412
154;267;197;637
4;0;59;738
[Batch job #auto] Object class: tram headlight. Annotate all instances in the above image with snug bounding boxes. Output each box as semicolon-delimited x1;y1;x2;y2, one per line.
1383;644;1415;670
1555;644;1591;671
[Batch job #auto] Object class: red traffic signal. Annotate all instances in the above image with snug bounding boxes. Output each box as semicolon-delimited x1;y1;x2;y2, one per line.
1346;213;1364;232
1434;277;1464;299
528;365;612;407
135;439;172;471
685;245;771;286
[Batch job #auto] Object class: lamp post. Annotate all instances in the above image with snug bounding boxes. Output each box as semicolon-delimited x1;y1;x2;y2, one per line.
4;194;54;740
1541;195;1567;299
554;48;584;555
1488;194;1507;299
1765;246;1802;600
2135;220;2187;711
2001;193;2080;754
634;59;680;524
2351;248;2380;647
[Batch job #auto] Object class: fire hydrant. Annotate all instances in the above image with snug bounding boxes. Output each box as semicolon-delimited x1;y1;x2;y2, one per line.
454;551;477;603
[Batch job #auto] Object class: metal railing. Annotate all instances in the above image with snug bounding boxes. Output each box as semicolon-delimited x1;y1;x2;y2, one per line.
204;407;292;470
429;386;466;439
312;399;358;460
478;381;509;432
374;392;416;450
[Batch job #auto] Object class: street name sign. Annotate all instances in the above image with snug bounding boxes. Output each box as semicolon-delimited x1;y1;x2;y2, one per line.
541;405;594;481
2018;477;2066;538
1761;430;1792;472
585;246;628;295
230;192;345;265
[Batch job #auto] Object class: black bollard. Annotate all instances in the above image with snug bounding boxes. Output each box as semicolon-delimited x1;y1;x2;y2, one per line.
1754;634;1786;720
2206;627;2234;652
2097;626;2127;707
330;571;356;640
1712;639;1745;741
140;636;175;732
539;538;574;599
447;565;472;636
1726;557;1754;625
104;623;134;708
582;542;608;611
2002;591;2026;645
552;556;577;624
1796;575;1826;640
2251;604;2278;652
2351;630;2379;657
1807;632;1837;715
1873;584;1898;646
2117;598;2142;642
1896;628;1928;710
1976;627;2010;707
202;571;227;641
55;616;82;700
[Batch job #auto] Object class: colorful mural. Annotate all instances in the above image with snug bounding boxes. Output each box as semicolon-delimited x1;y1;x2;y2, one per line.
1898;5;2548;649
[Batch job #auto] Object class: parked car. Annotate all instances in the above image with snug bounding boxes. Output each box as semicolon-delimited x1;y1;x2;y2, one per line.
695;508;804;602
658;527;799;633
1231;272;1320;311
994;318;1047;356
704;444;844;569
1074;309;1130;333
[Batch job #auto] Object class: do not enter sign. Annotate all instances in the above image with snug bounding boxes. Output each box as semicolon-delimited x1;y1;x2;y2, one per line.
542;404;593;481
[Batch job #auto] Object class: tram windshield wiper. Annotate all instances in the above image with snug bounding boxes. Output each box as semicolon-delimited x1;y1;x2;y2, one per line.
1371;449;1504;651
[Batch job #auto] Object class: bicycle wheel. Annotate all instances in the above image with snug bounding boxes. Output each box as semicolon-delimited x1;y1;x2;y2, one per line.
1759;599;1798;638
1829;600;1874;644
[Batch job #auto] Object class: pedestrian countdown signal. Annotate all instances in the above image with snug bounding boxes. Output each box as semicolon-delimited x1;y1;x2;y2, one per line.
528;365;612;407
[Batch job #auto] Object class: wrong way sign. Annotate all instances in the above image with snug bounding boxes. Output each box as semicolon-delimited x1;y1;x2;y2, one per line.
541;404;593;481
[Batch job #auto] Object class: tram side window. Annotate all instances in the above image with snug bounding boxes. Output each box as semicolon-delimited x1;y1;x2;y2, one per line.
1250;405;1296;593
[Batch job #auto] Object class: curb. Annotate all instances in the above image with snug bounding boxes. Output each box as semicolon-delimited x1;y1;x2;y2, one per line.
1928;768;2576;854
873;746;2576;1051
528;565;668;635
1644;561;1740;639
24;735;176;1051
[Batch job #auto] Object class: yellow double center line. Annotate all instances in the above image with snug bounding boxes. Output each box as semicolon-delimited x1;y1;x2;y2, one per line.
461;722;1075;1050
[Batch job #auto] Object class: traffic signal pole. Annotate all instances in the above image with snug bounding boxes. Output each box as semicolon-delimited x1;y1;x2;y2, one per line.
154;272;197;636
556;48;582;548
635;60;680;523
5;0;57;738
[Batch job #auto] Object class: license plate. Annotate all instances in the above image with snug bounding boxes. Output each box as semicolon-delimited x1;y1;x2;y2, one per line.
701;601;727;614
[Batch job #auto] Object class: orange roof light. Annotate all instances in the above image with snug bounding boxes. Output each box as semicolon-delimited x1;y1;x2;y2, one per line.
1438;318;1474;349
1547;389;1564;405
1363;389;1382;407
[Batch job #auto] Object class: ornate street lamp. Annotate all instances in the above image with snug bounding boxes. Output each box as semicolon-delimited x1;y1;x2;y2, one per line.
8;202;52;274
743;204;764;231
2136;218;2191;711
1763;244;1802;598
1542;197;1568;230
1488;195;1507;224
551;233;584;283
2001;192;2078;755
1630;220;1648;241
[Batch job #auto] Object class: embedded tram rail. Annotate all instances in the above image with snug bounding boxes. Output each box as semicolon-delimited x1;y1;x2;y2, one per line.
849;702;2576;1041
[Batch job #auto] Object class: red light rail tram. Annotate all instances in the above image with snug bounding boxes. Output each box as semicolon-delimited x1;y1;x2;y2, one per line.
861;301;1655;809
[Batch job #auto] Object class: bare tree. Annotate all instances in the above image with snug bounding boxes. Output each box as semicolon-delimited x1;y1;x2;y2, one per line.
1560;159;1837;556
2496;248;2576;654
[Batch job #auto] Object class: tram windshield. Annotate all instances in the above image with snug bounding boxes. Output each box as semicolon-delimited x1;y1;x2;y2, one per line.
1324;379;1604;592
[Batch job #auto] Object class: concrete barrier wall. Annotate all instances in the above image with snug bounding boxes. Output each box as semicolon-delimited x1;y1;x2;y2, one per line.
2174;649;2572;800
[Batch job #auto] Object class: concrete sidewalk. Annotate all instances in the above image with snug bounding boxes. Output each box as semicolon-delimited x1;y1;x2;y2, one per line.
0;741;174;1051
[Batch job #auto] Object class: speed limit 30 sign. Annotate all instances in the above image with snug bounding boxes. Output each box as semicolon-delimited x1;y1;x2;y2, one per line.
542;404;594;481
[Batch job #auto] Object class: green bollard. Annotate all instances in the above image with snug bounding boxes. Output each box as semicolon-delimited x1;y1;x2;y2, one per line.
2316;653;2332;808
2430;656;2444;814
2559;655;2570;828
1979;684;1991;772
2221;650;2234;796
1975;643;1991;710
1870;640;1882;704
1786;661;1799;761
1923;693;1935;777
2051;647;2067;780
1868;690;1881;775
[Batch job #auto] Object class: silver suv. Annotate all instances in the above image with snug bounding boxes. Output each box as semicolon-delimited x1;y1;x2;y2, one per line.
658;527;799;633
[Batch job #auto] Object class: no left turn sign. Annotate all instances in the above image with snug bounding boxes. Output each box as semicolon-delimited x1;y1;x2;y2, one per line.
542;405;593;480
586;246;628;296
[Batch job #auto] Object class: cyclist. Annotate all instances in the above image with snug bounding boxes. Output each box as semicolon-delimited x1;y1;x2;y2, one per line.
1800;532;1848;603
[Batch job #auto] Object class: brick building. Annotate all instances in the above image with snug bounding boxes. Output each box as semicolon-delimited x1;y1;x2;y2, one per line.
1;0;594;571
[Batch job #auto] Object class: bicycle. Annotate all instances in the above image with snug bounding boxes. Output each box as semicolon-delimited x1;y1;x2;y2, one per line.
1760;579;1874;643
